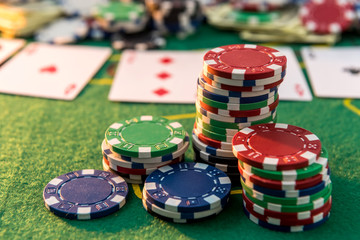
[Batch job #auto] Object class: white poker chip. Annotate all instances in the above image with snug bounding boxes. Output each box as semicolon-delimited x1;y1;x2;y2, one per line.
35;18;89;45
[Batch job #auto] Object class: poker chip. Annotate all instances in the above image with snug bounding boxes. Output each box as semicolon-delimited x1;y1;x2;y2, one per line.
145;0;204;37
105;116;187;158
239;164;329;191
231;0;291;12
193;126;233;150
197;96;279;117
196;111;277;130
239;147;329;181
203;68;286;87
193;144;239;166
300;0;356;34
102;116;189;184
143;191;225;220
43;169;128;220
243;204;330;232
232;123;322;171
243;185;332;213
203;44;287;80
144;162;231;214
242;174;331;198
242;178;332;206
93;1;149;33
243;188;333;219
201;71;284;92
192;132;235;158
102;134;190;165
35;17;89;44
111;29;166;51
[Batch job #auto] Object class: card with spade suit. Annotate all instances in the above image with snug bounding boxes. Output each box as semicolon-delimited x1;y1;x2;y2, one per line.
109;50;205;104
0;42;111;100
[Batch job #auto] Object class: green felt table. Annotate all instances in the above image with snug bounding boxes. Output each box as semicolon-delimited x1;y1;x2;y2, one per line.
1;25;360;240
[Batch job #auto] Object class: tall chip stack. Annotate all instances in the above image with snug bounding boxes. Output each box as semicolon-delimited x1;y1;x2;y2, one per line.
193;44;286;186
233;123;332;232
102;115;189;184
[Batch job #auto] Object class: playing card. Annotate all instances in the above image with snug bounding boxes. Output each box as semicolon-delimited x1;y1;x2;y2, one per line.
0;43;111;100
276;47;312;101
0;38;25;65
301;47;360;99
109;50;204;104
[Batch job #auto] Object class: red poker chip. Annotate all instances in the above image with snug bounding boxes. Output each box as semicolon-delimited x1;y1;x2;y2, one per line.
103;156;184;175
197;97;279;118
203;44;287;80
193;125;232;150
232;123;321;171
242;190;332;219
243;195;332;226
238;164;327;191
300;0;355;34
231;0;289;12
201;72;284;92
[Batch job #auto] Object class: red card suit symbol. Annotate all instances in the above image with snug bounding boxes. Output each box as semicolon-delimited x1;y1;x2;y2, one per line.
64;83;77;95
40;65;57;73
159;57;173;65
153;88;169;97
156;71;171;80
295;83;304;97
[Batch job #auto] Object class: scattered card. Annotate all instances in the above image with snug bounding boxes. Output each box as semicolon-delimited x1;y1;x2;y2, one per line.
109;50;204;104
301;47;360;99
0;43;111;100
276;47;312;101
0;38;26;65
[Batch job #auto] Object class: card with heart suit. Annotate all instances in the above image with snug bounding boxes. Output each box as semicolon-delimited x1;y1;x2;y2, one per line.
109;50;204;104
0;43;111;100
276;47;312;101
0;38;26;65
301;46;360;99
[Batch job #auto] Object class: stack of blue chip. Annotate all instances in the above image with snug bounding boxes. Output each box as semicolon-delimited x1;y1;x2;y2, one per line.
142;162;231;223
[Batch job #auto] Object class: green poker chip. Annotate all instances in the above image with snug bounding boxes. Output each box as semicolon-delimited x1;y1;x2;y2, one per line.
244;184;332;213
195;111;277;130
229;10;280;24
239;147;328;181
93;2;145;22
105;116;187;158
241;179;332;206
198;92;279;111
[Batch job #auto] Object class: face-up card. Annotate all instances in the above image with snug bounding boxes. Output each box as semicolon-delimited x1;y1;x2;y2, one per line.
0;38;26;65
109;50;204;104
301;47;360;99
0;43;111;100
276;47;312;101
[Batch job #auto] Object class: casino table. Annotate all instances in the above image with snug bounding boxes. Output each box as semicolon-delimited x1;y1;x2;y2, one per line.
1;25;360;239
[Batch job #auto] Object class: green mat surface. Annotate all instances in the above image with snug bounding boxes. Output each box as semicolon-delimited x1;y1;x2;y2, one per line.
1;25;360;240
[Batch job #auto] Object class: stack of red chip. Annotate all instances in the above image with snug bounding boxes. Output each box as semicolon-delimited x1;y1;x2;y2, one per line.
232;123;332;232
192;44;287;186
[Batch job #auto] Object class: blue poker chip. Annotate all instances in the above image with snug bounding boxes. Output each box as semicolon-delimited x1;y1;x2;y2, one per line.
143;190;226;220
243;206;330;232
241;174;331;198
197;84;278;104
43;169;128;220
144;162;231;213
